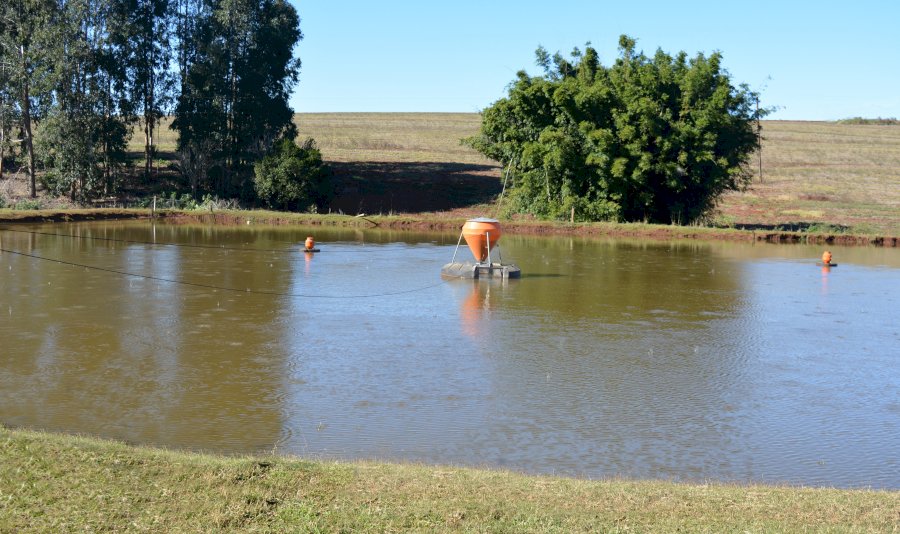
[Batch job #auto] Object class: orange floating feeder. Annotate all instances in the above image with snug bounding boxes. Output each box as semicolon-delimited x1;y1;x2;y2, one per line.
817;250;837;267
462;218;502;262
442;218;520;279
303;236;320;253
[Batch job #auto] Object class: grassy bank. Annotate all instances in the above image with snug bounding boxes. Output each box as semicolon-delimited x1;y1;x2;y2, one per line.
2;428;896;532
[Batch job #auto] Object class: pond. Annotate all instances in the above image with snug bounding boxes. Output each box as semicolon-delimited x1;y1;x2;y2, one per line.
1;221;898;489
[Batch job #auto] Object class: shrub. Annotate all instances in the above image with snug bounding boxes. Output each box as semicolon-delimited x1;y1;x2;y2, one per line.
253;138;331;211
466;35;766;225
14;199;43;210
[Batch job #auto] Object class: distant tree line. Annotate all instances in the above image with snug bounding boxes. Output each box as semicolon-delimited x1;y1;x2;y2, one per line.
836;117;898;126
466;36;766;225
1;0;323;207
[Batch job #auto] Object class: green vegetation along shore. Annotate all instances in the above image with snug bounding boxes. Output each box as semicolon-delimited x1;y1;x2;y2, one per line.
2;428;897;532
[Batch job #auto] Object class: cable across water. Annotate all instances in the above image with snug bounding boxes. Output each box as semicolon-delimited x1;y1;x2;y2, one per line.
0;227;305;253
0;247;448;299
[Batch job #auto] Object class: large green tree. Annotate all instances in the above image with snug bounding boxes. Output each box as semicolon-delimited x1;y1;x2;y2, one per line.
0;0;58;196
172;0;301;199
110;0;174;180
37;0;133;200
0;46;18;183
2;0;304;202
467;36;765;225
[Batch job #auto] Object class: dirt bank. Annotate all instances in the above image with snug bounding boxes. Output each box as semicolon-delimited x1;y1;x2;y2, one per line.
0;209;148;224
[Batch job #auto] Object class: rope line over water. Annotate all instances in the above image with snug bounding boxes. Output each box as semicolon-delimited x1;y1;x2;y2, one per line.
0;227;303;253
0;247;448;299
0;227;434;253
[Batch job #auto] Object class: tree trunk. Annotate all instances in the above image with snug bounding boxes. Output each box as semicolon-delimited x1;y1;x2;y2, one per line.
20;45;36;198
144;113;151;178
146;12;156;182
0;113;5;183
146;85;154;181
104;139;111;195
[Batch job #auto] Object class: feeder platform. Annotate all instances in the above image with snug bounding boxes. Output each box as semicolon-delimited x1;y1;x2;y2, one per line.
441;262;521;279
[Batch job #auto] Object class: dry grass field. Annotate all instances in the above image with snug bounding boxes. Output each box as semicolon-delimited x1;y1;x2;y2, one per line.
294;112;490;164
294;113;501;214
125;118;180;163
720;120;900;234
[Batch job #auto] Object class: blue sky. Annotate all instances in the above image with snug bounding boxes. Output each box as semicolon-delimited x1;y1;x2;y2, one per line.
290;1;900;120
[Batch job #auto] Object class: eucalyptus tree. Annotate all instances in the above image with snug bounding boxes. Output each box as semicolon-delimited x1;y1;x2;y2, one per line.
0;56;17;182
0;0;57;197
110;0;173;180
467;35;765;225
38;0;133;199
172;0;301;199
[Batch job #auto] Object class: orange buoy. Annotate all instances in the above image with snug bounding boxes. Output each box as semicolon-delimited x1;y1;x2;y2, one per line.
821;250;832;265
462;218;502;263
304;236;315;251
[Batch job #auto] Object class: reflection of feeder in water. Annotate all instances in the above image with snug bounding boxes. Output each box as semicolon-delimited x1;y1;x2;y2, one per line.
460;283;492;338
441;218;521;279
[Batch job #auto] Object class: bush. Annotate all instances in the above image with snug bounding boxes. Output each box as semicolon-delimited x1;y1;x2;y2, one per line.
466;35;766;225
253;138;331;211
14;199;43;210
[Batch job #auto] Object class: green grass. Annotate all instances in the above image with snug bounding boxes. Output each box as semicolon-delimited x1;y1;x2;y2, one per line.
2;427;897;533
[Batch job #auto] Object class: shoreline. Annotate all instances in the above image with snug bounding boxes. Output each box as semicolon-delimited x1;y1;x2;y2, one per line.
1;207;898;247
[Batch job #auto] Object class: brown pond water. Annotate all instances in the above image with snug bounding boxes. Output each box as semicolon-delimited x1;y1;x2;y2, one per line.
1;221;898;488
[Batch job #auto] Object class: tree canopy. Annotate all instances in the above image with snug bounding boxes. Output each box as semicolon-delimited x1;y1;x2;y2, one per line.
173;0;302;200
466;36;766;224
0;0;303;202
